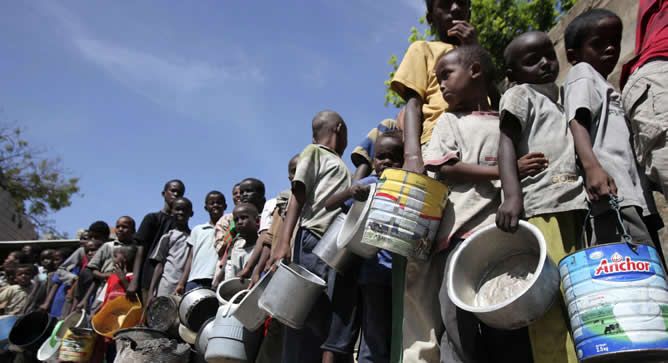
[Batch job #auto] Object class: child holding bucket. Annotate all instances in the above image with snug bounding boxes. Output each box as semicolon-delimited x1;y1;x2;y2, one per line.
324;129;404;362
562;9;655;246
265;110;352;363
423;45;540;362
495;31;588;363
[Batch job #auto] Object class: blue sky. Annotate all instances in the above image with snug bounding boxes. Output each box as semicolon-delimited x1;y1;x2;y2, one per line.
0;1;429;236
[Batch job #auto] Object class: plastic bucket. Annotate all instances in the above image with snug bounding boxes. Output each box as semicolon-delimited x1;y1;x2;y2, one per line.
232;271;273;331
314;213;361;274
91;295;143;338
447;221;560;329
37;309;88;361
58;327;96;362
338;183;380;259
0;315;18;350
258;261;327;329
8;311;56;352
559;242;668;361
361;168;448;260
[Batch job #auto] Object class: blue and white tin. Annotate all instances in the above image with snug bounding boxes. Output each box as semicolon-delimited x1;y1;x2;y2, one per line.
559;243;668;361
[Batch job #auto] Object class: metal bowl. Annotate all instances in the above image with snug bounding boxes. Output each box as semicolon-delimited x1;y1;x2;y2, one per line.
314;213;361;274
195;317;214;355
447;221;560;329
338;183;379;258
178;287;218;332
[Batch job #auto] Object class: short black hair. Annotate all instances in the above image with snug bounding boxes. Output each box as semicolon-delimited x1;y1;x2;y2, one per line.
206;190;225;202
172;197;193;211
118;216;136;232
88;221;110;240
444;45;496;85
425;0;471;14
115;245;137;264
378;129;404;143
16;264;35;275
163;179;185;193
233;202;259;217
312;110;346;141
232;183;240;191
241;178;266;196
565;9;621;50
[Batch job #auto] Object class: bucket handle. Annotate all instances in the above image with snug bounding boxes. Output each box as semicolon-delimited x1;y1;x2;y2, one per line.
579;195;639;253
220;289;248;318
49;320;64;346
75;309;88;329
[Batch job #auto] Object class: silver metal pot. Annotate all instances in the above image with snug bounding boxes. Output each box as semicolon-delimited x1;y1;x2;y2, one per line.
146;295;181;336
313;213;361;274
216;278;250;305
447;221;560;329
258;261;327;329
178;287;218;332
338;183;379;258
195;317;215;355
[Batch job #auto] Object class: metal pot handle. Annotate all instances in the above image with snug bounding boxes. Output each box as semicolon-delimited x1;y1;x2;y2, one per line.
221;289;248;317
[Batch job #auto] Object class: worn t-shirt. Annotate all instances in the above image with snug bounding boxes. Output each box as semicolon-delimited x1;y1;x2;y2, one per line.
186;223;217;282
293;144;352;238
56;247;86;286
260;198;277;233
87;240;135;274
563;62;649;215
223;236;256;281
424;111;502;250
391;40;454;144
500;83;587;217
135;211;175;288
149;229;190;297
0;284;32;315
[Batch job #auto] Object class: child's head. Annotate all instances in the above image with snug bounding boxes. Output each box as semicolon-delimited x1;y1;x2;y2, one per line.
115;216;136;243
504;31;559;85
232;203;259;239
113;245;137;269
162;179;186;206
39;249;54;269
373;130;404;176
312;110;348;156
14;264;33;287
435;45;495;111
425;0;471;44
288;154;300;183
3;251;26;268
565;9;622;79
51;249;66;270
88;221;110;242
171;197;193;227
239;178;266;211
21;245;35;263
85;239;103;261
232;183;241;207
205;191;226;223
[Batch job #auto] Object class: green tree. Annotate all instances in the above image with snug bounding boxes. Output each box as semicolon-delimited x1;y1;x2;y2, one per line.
385;0;576;108
0;125;80;237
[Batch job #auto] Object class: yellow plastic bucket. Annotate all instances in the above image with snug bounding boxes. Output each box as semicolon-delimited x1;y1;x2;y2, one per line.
361;168;448;260
92;295;143;338
58;327;96;362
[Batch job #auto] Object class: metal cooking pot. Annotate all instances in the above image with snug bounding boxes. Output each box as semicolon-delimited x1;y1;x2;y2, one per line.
338;183;379;259
195;317;214;355
178;324;197;345
9;310;56;352
258;261;327;329
205;305;262;363
216;278;250;305
314;213;361;274
178;287;218;332
146;295;181;336
232;271;272;331
447;221;560;329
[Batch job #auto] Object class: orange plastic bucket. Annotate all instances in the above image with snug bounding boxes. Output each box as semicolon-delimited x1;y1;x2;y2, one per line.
91;296;143;338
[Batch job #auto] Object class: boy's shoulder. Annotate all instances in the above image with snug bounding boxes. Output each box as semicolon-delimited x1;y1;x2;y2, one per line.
565;62;605;85
405;40;454;56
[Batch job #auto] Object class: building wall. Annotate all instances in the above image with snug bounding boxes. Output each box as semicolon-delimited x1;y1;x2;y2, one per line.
0;186;38;241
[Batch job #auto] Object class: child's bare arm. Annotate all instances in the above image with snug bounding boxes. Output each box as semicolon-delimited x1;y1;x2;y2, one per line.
126;246;143;298
147;262;163;305
237;237;264;278
403;90;425;174
39;282;60;312
324;184;370;211
497;116;524;232
76;282;97;310
175;247;192;295
265;187;304;271
91;269;112;281
569;109;617;201
250;245;271;287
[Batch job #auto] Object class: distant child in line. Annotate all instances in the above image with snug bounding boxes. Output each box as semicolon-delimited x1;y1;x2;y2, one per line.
423;45;539;362
147;197;192;304
266;110;351;363
219;203;259;282
32;249;66;314
87;216;136;281
325;129;404;362
496;31;588;363
0;264;33;315
214;183;240;280
234;178;267;281
181;191;226;293
563;9;654;245
127;179;185;299
72;239;103;312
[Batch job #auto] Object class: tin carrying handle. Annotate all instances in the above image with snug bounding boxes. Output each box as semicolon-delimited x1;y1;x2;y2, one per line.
609;195;639;253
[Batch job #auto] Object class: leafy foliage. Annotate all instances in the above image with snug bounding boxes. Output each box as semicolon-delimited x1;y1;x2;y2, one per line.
0;125;80;237
384;0;577;108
